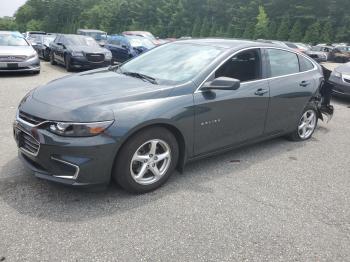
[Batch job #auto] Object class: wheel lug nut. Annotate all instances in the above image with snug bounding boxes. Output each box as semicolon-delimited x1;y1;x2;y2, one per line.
149;154;153;157
152;164;155;167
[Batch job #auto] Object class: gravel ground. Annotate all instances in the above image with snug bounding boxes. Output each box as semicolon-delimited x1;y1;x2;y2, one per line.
0;62;349;262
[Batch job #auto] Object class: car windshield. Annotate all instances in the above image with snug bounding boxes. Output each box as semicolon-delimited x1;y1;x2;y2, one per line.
120;43;223;84
85;32;107;41
66;35;100;47
0;34;28;46
43;36;56;45
128;38;155;49
143;32;156;40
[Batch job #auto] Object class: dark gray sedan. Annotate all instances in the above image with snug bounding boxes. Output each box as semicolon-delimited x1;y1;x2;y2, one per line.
14;39;326;193
329;62;350;97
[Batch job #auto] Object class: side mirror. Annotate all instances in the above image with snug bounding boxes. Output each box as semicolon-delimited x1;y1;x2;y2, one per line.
202;77;240;91
57;42;66;49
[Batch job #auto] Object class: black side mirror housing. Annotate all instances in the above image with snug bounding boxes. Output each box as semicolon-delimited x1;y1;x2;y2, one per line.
202;77;241;91
57;42;66;49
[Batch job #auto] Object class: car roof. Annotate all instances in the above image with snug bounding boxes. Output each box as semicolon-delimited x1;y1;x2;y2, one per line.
78;29;106;33
123;31;151;34
174;38;285;50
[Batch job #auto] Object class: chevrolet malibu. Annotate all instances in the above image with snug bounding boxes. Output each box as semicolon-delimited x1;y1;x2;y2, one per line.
14;39;326;193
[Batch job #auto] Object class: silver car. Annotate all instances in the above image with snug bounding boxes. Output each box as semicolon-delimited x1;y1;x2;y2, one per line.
0;31;40;73
329;62;350;97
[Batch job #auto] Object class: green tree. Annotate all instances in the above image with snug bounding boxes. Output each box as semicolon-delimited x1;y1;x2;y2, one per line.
200;17;210;37
191;16;201;37
267;20;277;39
242;22;255;39
303;21;321;44
26;19;43;31
289;20;303;41
0;17;17;30
276;15;290;40
254;5;269;39
320;19;332;43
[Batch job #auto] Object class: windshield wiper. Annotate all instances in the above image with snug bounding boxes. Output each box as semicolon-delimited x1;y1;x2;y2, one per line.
122;71;158;85
108;63;122;72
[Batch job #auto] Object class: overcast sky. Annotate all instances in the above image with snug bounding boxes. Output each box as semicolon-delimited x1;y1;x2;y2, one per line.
0;0;27;17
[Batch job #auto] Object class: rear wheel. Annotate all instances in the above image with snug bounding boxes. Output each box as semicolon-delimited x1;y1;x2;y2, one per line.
288;105;318;141
113;127;179;194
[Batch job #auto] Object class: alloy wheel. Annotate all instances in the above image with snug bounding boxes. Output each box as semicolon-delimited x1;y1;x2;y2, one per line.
130;139;172;185
298;110;317;139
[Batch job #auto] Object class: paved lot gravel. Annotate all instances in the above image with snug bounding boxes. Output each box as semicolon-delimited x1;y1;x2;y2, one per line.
0;62;350;261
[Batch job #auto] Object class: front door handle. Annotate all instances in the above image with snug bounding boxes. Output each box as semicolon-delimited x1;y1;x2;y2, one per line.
254;88;269;96
300;81;311;87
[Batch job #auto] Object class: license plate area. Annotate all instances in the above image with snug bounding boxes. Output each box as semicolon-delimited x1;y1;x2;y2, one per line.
7;63;18;69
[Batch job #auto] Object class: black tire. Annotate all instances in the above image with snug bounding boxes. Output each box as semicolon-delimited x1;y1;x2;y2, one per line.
32;70;40;75
287;104;318;141
65;55;73;72
50;52;56;65
113;127;179;194
44;48;50;61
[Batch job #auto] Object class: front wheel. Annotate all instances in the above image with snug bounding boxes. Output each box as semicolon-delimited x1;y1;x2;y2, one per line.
65;55;73;72
113;127;179;194
288;105;318;141
50;52;56;65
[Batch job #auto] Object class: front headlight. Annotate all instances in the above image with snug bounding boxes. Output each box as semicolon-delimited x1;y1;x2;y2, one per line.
105;52;112;59
333;71;342;78
27;53;38;60
71;51;84;57
48;120;114;137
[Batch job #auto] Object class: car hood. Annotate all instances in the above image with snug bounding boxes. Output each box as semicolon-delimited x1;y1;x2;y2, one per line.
0;46;36;56
306;51;326;55
20;69;173;122
68;45;108;54
334;62;350;74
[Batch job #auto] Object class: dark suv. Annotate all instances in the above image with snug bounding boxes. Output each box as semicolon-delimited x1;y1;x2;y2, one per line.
49;34;112;71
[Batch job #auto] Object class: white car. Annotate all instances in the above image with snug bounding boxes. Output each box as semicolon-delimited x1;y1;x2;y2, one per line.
0;31;40;74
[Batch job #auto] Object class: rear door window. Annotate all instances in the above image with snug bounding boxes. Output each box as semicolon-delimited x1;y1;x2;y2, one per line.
266;49;300;77
299;55;315;72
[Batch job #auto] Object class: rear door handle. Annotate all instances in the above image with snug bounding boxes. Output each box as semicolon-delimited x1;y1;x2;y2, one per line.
300;81;311;87
254;88;269;96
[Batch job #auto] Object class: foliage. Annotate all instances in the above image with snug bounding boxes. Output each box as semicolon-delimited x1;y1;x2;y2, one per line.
254;6;269;39
0;0;348;43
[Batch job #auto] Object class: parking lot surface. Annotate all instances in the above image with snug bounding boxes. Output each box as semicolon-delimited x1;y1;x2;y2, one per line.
0;62;350;261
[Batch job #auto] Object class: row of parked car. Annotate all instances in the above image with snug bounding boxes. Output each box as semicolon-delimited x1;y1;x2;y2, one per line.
0;29;165;73
257;39;350;63
1;29;350;74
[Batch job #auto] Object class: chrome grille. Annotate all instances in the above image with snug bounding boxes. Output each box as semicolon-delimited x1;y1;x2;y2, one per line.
86;53;104;63
21;132;40;155
14;127;40;156
0;55;27;62
344;78;350;84
19;111;45;126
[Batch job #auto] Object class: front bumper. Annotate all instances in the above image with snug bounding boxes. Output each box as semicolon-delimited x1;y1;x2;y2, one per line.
0;56;40;72
329;75;350;97
70;56;111;69
13;116;118;187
